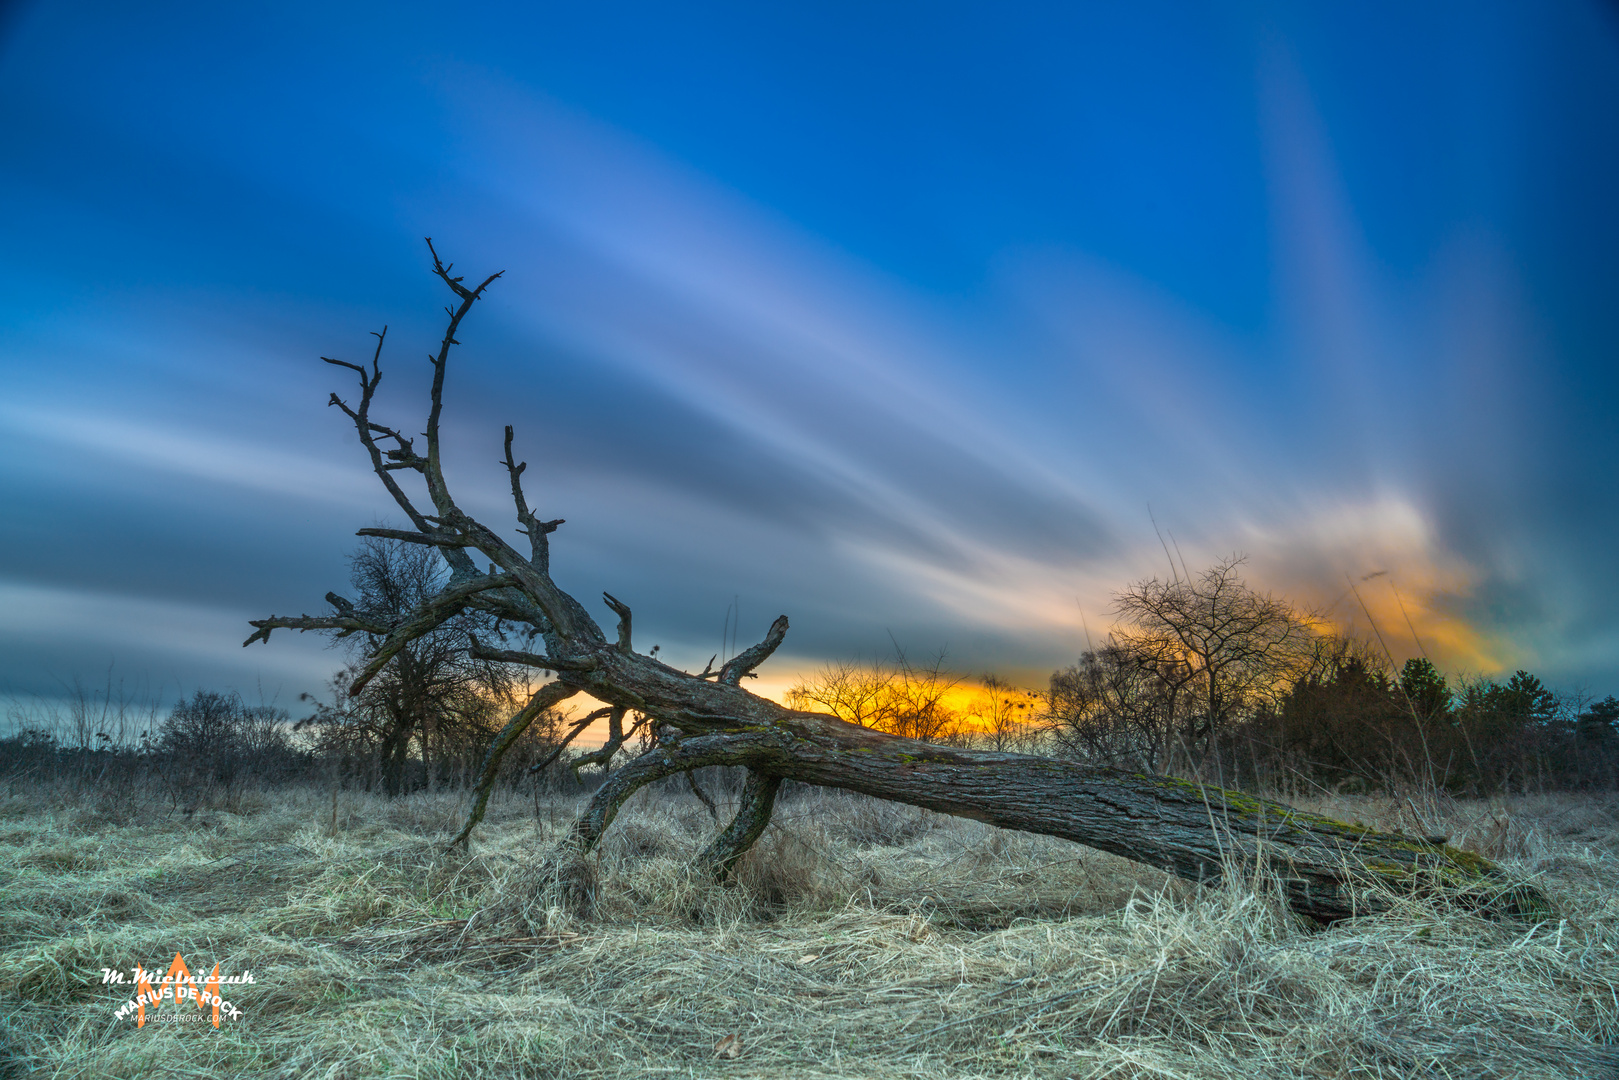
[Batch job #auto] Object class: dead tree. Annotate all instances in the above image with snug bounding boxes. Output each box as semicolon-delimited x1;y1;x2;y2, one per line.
247;243;1548;924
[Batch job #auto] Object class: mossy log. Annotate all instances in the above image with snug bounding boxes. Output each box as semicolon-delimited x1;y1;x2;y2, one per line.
542;659;1549;923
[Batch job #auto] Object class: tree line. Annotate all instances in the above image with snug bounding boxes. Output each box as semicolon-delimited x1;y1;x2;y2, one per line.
789;555;1617;795
1045;557;1617;795
8;546;1611;807
0;539;593;808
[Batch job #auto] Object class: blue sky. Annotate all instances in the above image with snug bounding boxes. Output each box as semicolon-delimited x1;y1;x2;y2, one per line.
2;1;1617;713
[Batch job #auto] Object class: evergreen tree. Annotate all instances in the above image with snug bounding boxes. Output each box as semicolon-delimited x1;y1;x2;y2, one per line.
1578;696;1619;746
1398;657;1451;722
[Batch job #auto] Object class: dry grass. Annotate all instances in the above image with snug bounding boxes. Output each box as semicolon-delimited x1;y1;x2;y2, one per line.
0;777;1615;1079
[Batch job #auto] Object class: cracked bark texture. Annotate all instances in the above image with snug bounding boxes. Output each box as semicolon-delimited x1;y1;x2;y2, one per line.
695;771;781;880
248;244;1549;925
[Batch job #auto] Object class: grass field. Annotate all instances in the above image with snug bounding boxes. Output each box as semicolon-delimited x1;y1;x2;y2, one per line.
0;777;1615;1079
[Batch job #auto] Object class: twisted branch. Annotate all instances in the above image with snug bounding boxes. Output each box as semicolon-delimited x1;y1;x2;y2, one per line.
466;639;599;673
447;680;580;848
695;770;782;879
602;592;633;652
339;572;521;695
719;615;790;685
503;425;564;572
244;591;390;646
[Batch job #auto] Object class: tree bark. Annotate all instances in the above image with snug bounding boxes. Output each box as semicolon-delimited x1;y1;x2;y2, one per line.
695;770;781;881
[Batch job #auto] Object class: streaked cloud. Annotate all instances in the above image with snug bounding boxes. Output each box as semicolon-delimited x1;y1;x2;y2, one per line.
0;578;338;700
0;402;375;507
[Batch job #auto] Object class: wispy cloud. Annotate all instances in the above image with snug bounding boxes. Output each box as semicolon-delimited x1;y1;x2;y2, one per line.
395;73;1524;680
0;402;375;507
0;578;337;697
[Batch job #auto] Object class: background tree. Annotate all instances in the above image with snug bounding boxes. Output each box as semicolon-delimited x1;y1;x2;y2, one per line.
1576;696;1619;786
1399;658;1452;725
786;649;964;744
1111;556;1318;769
1045;635;1181;772
154;690;300;809
784;660;897;729
967;675;1039;753
1271;638;1409;791
1578;696;1619;747
1057;557;1318;776
1452;670;1561;793
299;537;522;797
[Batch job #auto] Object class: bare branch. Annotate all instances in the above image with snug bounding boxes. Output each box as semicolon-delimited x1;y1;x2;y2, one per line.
466;637;599;673
426;237;503;302
719;615;789;685
504;425;531;520
601;592;633;652
356;527;473;550
243;591;392;646
570;707;647;773
293;246;588;660
344;572;522;695
421;238;503;528
321;329;443;537
527;708;613;774
322;357;367;378
503;425;564;571
340;249;588;640
447;680;580;848
686;770;720;821
243;613;386;647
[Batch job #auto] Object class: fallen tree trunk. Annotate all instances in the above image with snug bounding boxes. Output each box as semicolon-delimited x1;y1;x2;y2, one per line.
249;245;1550;928
546;705;1547;923
485;646;1540;922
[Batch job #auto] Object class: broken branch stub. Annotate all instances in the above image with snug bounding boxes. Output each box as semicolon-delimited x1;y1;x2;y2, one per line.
247;244;1550;924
